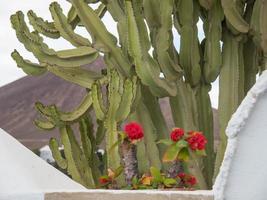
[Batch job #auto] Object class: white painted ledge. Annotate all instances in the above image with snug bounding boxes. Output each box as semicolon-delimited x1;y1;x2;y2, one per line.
44;190;214;200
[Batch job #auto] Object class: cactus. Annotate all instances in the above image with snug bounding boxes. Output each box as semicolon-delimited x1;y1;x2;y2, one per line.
11;0;266;189
91;70;138;185
33;92;103;187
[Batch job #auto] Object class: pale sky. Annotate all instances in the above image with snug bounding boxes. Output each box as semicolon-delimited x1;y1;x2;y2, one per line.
0;0;218;108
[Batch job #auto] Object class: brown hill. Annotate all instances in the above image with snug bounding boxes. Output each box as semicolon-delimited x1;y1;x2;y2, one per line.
0;59;104;149
0;59;219;149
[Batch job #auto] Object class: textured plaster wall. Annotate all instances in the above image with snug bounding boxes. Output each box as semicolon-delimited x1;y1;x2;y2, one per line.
214;71;267;200
224;91;267;200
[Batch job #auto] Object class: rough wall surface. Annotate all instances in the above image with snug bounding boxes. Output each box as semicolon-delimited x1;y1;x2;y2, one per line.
45;190;213;200
213;70;267;200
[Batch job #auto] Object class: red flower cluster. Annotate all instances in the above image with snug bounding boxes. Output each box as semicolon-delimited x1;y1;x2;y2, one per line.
170;128;184;142
124;122;144;141
186;131;207;150
177;173;197;187
99;177;111;185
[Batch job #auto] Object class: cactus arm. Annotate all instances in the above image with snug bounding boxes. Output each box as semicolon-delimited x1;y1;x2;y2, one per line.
34;119;56;131
243;38;258;94
35;92;92;123
56;45;96;57
115;77;136;122
242;2;258;94
12;49;102;88
125;0;177;97
198;0;213;10
251;0;267;56
170;80;199;131
56;92;93;122
259;0;267;55
49;138;67;169
59;126;84;184
91;83;106;120
105;71;121;169
195;84;214;188
127;112;150;174
221;0;249;33
141;86;169;157
95;119;105;145
104;1;128;54
11;12;99;68
35;103;65;127
79;117;92;163
65;125;95;188
27;10;60;39
95;3;107;19
67;6;80;29
49;2;91;47
35;102;54;118
71;0;131;76
176;0;201;86
203;0;224;83
135;101;162;169
48;66;102;88
154;0;182;81
214;30;245;179
11;50;47;75
131;0;151;53
143;0;161;29
79;116;102;183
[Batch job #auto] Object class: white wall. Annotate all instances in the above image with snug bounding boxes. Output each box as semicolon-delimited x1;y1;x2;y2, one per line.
214;70;267;200
0;129;86;199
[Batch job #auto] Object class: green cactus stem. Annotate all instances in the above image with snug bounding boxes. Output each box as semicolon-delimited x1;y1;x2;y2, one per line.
214;30;245;179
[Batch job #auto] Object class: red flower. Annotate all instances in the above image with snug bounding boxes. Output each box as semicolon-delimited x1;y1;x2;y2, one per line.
177;172;186;179
177;173;197;187
170;128;184;142
124;122;144;141
186;131;207;150
186;175;197;186
99;177;111;184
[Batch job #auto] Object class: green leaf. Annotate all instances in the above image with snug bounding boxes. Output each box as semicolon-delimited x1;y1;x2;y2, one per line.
119;131;127;141
176;139;188;148
163;178;177;187
162;143;183;162
114;166;124;178
157;139;173;146
132;176;138;185
196;149;207;156
150;166;163;183
177;148;190;162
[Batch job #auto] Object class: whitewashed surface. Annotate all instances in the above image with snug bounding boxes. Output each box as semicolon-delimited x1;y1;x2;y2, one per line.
0;129;86;200
214;70;267;200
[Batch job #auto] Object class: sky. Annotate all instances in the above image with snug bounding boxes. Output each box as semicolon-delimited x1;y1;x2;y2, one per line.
0;0;219;108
